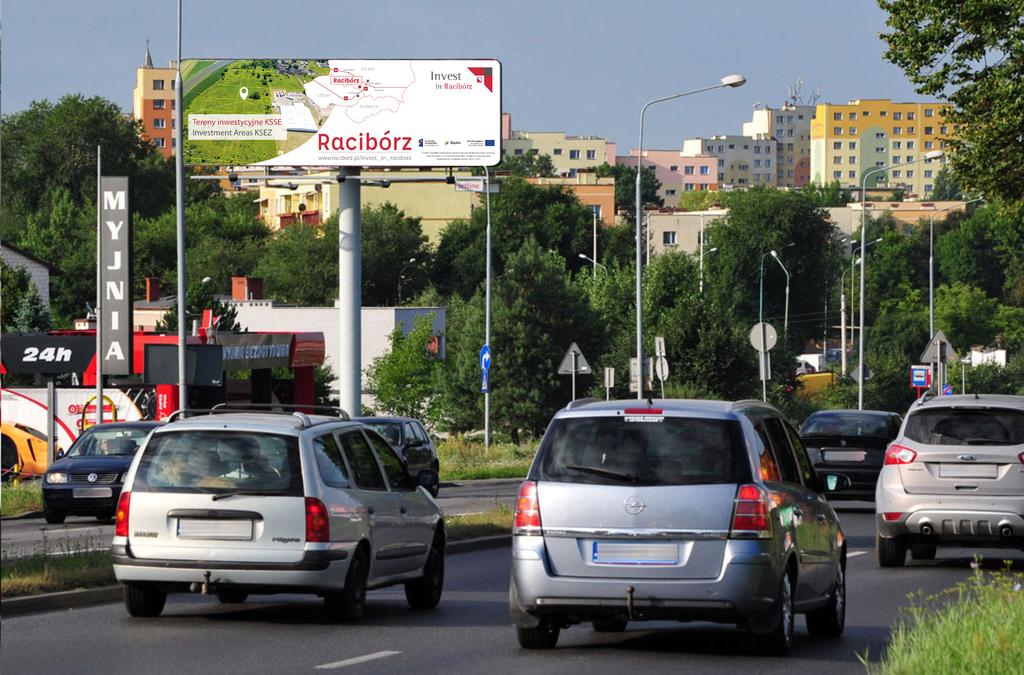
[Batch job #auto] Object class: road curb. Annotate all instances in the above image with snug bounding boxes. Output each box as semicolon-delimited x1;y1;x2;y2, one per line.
2;534;512;618
0;510;43;521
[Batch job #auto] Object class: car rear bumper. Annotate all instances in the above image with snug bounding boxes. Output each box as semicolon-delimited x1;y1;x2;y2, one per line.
509;535;783;626
111;540;355;591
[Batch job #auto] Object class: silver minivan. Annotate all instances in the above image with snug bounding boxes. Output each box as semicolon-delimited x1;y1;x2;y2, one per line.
112;409;444;620
876;394;1024;566
509;399;850;654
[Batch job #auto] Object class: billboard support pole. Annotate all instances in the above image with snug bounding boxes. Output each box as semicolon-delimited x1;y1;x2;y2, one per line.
174;0;187;414
339;168;361;418
95;145;103;425
46;376;57;464
484;165;492;449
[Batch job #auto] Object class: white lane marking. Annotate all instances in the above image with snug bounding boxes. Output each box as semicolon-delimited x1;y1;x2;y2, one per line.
315;651;401;670
848;551;868;558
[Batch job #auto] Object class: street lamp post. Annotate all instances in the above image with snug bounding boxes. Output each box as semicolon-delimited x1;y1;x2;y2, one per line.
591;207;598;279
857;150;944;409
758;251;773;402
634;74;745;399
397;257;416;305
700;247;718;295
929;196;984;337
770;250;790;338
840;257;861;377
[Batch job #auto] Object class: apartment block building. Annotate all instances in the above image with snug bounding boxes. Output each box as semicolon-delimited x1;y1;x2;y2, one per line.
810;99;951;196
132;45;177;158
682;134;777;189
617;150;717;206
501;114;615;175
742;104;815;188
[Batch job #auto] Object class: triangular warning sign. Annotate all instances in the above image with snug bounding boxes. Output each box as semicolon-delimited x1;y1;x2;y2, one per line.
557;342;591;375
920;330;959;363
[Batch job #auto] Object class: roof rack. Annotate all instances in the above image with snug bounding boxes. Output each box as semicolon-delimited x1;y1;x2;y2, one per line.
566;398;600;409
164;404;350;429
915;389;936;406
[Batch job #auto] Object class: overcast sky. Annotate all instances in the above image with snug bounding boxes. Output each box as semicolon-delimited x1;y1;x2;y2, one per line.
3;0;924;150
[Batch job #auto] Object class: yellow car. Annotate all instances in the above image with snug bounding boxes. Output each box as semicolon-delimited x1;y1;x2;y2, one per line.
1;422;51;480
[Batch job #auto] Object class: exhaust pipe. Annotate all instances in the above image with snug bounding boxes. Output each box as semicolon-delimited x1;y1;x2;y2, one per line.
920;523;934;537
1000;525;1013;538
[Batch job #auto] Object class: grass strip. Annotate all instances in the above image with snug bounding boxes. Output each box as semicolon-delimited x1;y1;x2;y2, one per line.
1;550;116;598
437;438;534;481
0;481;43;517
864;566;1024;675
446;505;512;542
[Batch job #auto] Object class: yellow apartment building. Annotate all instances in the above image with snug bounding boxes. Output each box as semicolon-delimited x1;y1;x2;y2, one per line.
502;130;615;175
810;99;952;197
132;45;177;158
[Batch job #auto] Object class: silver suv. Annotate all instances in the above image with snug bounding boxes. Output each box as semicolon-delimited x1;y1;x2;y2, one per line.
509;399;850;654
112;408;444;620
876;394;1024;566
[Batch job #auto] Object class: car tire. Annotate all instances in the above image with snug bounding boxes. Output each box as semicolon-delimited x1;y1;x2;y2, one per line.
910;542;937;560
592;616;628;632
750;572;794;655
325;549;368;622
516;617;560;649
877;533;907;567
429;461;440;498
404;540;444;610
806;562;845;638
216;590;249;604
124;585;167;617
1;441;17;480
43;505;66;525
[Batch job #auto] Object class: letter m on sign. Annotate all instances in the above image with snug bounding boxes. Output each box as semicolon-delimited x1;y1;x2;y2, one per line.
103;191;126;210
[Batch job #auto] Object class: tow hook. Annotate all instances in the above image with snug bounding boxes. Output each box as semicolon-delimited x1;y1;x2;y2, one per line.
201;570;211;595
626;585;636;621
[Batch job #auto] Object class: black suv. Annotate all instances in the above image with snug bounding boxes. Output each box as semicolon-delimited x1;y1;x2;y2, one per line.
357;417;439;496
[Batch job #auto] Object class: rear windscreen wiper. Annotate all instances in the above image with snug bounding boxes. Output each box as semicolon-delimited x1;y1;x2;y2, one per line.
565;464;639;482
210;490;277;501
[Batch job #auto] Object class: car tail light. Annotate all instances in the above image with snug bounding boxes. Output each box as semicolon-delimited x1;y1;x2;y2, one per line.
730;484;772;539
115;492;131;537
884;444;917;465
882;512;903;522
623;408;663;415
513;481;542;534
305;497;330;543
1018;452;1024;465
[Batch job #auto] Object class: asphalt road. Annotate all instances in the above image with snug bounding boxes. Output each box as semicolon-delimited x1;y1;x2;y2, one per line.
0;479;521;559
4;507;1020;675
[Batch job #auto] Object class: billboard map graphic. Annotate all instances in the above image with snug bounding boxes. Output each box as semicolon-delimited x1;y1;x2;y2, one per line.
182;59;501;166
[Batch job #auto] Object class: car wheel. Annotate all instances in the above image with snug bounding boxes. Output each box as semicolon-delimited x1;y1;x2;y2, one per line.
404;539;444;610
910;542;937;560
516;617;561;649
592;616;628;632
325;549;368;622
877;533;907;567
430;461;440;497
124;585;167;617
216;590;249;604
43;505;66;525
1;441;17;480
806;562;845;638
750;572;794;655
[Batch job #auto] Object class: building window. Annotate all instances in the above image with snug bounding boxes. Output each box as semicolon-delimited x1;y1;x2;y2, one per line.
154;137;165;147
925;184;933;193
880;110;888;117
893;141;902;149
924;140;933;149
684;165;695;175
787;128;794;137
684;183;695;192
754;174;762;182
849;141;857;149
754;146;761;154
924;108;934;117
706;145;714;153
849;170;856;178
924;169;933;178
720;145;726;152
863;111;871;117
754;159;761;168
787;143;794;150
699;165;709;175
586;149;597;160
528;148;539;155
940;125;948;135
765;159;772;167
906;170;914;178
833;112;843;120
153;100;165;110
665;189;677;196
848;127;857;135
834;156;843;164
849;112;858;120
718;159;725;166
513;148;523;156
893;112;902;120
553;148;562;155
569;149;580;160
670;165;678;172
171;138;175;148
907;140;915;148
848;156;857;164
663;231;678;246
876;147;885;153
892;170;901;178
833;170;842;179
893;126;902;135
907;126;915;134
924;126;933;135
153;118;166;129
833;141;842;150
153;79;165;90
876;132;886;138
907;112;915;120
834;127;843;135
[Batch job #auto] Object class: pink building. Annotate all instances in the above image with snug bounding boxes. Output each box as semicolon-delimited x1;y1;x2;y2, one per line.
617;150;718;206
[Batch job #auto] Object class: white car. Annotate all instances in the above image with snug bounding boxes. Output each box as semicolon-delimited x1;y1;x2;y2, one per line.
111;409;444;619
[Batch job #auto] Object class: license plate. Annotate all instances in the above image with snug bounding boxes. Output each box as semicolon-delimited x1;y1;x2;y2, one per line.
177;519;253;541
939;464;997;479
592;541;678;566
72;487;112;498
822;450;866;463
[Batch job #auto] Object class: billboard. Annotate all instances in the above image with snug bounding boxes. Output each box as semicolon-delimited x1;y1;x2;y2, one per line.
183;59;501;167
100;177;133;374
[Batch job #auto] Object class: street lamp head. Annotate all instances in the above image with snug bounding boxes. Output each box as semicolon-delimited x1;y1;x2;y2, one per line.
770;249;778;258
924;150;944;161
578;253;588;260
707;247;718;254
720;74;746;88
408;257;417;264
201;276;212;285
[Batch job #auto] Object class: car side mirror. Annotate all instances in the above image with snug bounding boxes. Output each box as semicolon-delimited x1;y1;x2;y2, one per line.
408;438;425;448
417;469;439;492
56;449;66;459
821;472;852;493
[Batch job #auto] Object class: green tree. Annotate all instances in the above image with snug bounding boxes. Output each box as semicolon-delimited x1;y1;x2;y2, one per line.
431;218;486;299
936;207;1004;298
366;314;441;419
678;190;728;212
487;152;556;178
935;282;999;350
255;220;338;306
1;261;33;331
929;166;963;201
360;203;431;306
995;305;1024;352
879;1;1024;209
155;279;242;334
12;284;51;333
802;180;852;207
595;162;663;214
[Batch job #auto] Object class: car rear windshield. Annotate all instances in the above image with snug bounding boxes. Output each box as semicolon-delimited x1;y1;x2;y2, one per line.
531;415;750;486
904;408;1024;446
801;413;893;438
132;430;302;495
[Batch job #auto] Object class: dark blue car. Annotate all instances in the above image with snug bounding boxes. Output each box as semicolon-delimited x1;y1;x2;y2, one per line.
42;421;162;523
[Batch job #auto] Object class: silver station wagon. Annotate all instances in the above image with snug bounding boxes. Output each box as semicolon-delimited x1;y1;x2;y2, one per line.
112;408;444;620
510;399;851;654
